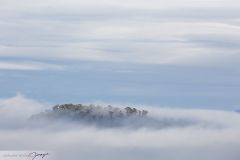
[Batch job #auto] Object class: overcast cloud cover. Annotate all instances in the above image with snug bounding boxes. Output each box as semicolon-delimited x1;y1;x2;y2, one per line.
1;0;240;65
1;0;240;159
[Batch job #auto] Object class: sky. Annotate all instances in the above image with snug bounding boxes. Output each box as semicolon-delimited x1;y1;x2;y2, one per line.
1;0;240;110
1;1;240;159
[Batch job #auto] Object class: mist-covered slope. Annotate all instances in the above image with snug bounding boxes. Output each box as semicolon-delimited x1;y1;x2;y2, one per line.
31;104;151;127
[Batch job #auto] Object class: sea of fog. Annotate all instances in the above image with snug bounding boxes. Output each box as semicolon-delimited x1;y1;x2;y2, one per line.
0;95;240;160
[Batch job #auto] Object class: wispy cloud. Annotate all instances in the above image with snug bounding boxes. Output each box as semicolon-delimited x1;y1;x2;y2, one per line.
0;61;66;71
0;0;240;66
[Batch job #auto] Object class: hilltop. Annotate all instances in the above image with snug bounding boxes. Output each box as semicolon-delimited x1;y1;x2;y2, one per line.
31;104;150;128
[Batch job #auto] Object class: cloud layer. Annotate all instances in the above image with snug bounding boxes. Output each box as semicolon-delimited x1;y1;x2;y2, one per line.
1;0;240;66
1;95;240;160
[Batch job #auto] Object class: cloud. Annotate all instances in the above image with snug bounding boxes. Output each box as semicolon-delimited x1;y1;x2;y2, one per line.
0;95;240;160
0;61;66;71
0;0;240;66
0;94;49;128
